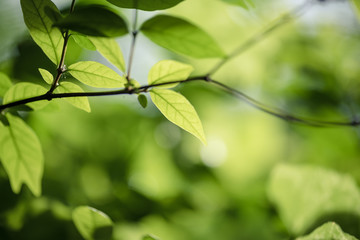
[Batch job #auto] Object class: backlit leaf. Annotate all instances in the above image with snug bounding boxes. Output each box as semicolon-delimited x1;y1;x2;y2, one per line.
72;35;96;51
55;82;91;112
148;60;194;88
141;15;225;58
20;0;64;65
38;68;53;85
150;89;206;144
107;0;183;11
268;164;360;235
143;235;160;240
54;5;128;37
296;222;358;240
3;83;48;110
0;114;44;196
221;0;254;9
72;206;113;240
68;61;126;88
0;72;13;97
89;37;126;72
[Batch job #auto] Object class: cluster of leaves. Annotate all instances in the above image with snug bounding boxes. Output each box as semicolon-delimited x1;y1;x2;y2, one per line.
1;0;360;239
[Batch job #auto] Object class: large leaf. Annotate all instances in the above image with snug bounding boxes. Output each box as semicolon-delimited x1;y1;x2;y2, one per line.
68;61;126;88
107;0;183;11
89;37;126;72
148;60;194;88
141;15;225;58
221;0;254;9
54;5;128;38
0;72;13;97
268;164;360;236
55;82;91;112
72;206;113;240
0;114;44;196
3;83;48;110
72;35;96;51
296;222;358;240
20;0;64;65
150;89;206;144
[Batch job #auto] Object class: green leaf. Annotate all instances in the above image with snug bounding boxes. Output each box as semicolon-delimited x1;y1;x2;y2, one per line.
107;0;183;11
268;164;360;235
20;0;64;65
150;89;206;144
68;61;127;88
55;82;91;112
72;206;113;240
137;94;148;108
221;0;254;9
140;15;225;59
0;72;13;97
38;68;53;85
0;114;44;196
88;37;126;72
296;222;358;240
148;60;194;88
142;234;160;240
54;5;128;37
3;83;48;110
72;35;96;51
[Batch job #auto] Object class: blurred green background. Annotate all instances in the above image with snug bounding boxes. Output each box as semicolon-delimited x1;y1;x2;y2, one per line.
1;0;360;239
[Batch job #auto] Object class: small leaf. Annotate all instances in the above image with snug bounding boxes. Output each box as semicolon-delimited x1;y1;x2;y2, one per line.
143;234;160;240
268;164;360;235
20;0;64;65
55;82;91;112
221;0;254;9
38;68;53;85
148;60;194;88
72;206;113;240
107;0;183;11
0;72;13;97
3;83;48;110
88;37;126;72
68;61;126;88
296;222;358;240
141;15;225;58
54;5;128;37
150;89;206;144
0;114;44;196
138;94;148;108
72;35;96;51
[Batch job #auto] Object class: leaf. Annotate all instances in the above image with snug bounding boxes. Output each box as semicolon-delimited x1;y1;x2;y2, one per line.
0;72;13;97
107;0;183;11
0;114;44;196
68;61;126;88
138;94;148;108
72;206;113;240
150;89;206;144
20;0;64;65
55;82;91;112
140;15;225;59
296;222;358;240
268;164;360;235
221;0;254;9
38;68;53;85
3;83;48;110
72;35;96;51
143;234;160;240
54;5;128;37
148;60;194;88
88;37;126;72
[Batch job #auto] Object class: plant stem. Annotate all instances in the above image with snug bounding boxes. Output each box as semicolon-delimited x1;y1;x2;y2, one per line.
126;9;139;84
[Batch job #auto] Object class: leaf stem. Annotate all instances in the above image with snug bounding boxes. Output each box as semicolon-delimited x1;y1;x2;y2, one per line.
208;1;312;76
126;9;139;84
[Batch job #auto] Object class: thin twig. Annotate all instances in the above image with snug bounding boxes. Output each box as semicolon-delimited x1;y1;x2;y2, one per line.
126;9;139;83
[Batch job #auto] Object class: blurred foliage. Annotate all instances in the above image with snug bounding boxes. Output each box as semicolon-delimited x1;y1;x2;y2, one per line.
0;0;360;239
